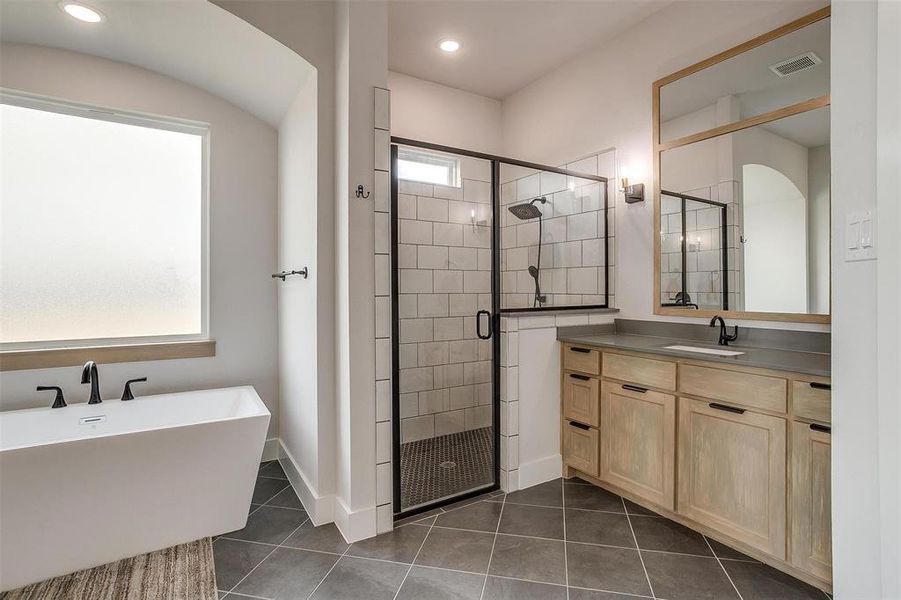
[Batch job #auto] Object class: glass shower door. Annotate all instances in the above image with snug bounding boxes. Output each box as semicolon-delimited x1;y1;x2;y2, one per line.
391;144;498;515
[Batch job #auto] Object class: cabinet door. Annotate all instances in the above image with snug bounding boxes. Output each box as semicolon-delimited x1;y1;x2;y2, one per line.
563;373;600;427
563;421;599;477
790;421;832;581
677;398;787;559
600;381;675;509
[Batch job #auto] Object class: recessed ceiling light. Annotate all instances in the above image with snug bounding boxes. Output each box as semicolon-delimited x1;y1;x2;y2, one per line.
439;40;461;53
59;2;105;23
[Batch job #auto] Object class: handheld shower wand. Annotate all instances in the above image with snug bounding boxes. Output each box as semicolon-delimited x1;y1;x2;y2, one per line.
507;196;548;307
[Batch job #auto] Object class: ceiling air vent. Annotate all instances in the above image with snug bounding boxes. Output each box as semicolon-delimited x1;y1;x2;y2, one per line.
768;52;822;77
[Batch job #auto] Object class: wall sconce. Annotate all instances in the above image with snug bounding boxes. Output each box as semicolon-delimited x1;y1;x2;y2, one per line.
620;165;645;203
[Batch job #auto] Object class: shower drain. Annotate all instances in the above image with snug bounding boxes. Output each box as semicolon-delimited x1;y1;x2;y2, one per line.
438;461;456;470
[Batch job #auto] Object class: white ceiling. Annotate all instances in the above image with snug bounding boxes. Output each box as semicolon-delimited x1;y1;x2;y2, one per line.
389;0;670;100
0;0;313;127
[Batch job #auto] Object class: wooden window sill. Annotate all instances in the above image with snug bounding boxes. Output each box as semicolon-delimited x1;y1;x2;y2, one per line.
0;340;216;371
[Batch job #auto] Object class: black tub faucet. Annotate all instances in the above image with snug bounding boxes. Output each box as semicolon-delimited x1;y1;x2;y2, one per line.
121;377;147;401
81;361;102;404
37;386;66;408
709;316;738;346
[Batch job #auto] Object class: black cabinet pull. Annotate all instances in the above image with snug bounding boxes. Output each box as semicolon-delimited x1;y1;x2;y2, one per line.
569;373;591;381
810;423;831;434
570;347;591;354
809;382;831;391
568;421;591;430
622;384;648;393
708;402;746;415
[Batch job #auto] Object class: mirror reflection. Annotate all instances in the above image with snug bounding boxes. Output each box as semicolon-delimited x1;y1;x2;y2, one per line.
659;106;830;315
659;17;829;143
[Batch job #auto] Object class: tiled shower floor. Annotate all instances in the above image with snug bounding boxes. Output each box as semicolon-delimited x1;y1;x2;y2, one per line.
213;462;830;599
400;427;494;511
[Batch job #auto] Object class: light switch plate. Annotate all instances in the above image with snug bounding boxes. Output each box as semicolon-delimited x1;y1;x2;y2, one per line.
845;209;877;261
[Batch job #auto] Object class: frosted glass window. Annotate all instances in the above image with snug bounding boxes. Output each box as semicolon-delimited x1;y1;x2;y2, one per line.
0;96;207;347
398;148;460;187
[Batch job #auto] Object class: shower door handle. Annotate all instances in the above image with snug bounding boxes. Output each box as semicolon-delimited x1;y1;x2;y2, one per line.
476;310;493;340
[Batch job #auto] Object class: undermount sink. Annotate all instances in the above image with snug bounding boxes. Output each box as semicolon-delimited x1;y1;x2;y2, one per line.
663;345;745;357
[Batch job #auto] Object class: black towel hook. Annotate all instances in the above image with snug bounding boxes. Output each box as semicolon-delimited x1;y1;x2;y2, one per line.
355;185;370;199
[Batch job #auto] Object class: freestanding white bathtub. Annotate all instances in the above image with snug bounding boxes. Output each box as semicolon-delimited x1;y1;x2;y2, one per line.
0;386;270;592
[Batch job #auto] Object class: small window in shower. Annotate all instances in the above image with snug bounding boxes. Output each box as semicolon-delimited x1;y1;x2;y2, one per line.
397;148;461;188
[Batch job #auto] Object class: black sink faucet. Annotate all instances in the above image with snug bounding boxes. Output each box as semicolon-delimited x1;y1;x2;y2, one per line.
81;361;102;404
709;316;738;346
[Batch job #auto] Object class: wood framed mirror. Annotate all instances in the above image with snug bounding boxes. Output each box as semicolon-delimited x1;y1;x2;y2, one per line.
652;6;831;324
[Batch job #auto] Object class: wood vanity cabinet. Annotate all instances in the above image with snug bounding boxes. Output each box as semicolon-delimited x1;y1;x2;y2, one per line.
563;420;599;476
791;420;832;581
563;372;600;427
600;381;675;509
559;345;832;591
677;398;787;559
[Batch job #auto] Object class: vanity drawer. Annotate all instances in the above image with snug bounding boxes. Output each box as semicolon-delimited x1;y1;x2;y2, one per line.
563;372;600;427
563;420;599;477
792;380;831;424
680;364;787;413
603;352;676;391
563;344;601;375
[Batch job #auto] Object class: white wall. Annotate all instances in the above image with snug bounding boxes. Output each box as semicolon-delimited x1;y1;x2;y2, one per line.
388;71;503;154
876;2;901;596
215;0;340;517
831;1;884;596
0;43;280;437
807;144;830;314
500;0;829;332
333;0;388;541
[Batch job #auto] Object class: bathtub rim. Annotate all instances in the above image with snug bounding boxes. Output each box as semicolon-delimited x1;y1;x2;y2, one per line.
0;385;270;453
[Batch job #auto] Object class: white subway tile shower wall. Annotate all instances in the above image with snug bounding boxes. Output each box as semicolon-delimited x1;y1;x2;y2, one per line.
499;149;616;310
398;152;495;444
659;182;742;311
373;88;393;534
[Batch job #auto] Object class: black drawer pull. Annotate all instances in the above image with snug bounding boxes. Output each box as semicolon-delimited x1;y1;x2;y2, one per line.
622;384;648;393
570;347;591;354
568;421;591;430
810;423;832;434
809;382;831;391
708;402;746;415
569;373;591;381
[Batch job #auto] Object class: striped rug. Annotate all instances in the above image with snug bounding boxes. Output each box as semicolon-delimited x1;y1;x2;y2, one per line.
0;538;216;600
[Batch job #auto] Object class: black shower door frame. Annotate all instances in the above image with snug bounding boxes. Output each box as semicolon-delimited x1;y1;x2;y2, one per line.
390;137;609;519
660;189;730;311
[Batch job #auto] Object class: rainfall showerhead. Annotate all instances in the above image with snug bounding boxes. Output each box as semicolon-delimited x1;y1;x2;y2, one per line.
508;196;547;220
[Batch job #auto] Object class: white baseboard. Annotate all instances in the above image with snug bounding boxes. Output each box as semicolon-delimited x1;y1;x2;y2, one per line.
333;496;377;543
275;440;334;526
261;437;280;462
518;454;562;490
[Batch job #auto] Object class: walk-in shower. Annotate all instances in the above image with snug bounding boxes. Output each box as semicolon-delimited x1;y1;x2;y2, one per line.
508;196;547;307
390;138;611;520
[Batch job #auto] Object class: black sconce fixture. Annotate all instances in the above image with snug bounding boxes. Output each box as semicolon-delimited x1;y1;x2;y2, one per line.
619;164;645;203
623;182;645;203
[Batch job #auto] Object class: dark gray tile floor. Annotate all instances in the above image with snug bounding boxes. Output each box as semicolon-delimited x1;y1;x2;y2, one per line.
214;463;831;600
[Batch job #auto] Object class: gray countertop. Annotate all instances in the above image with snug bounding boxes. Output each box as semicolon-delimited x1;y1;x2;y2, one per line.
557;331;831;377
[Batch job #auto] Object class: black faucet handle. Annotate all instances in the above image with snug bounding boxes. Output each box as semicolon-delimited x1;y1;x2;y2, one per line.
121;377;147;401
37;386;66;409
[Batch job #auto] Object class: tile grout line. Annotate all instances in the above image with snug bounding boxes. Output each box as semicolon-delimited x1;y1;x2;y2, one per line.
622;496;656;600
391;506;438;600
225;517;310;596
562;478;570;600
477;489;508;599
703;535;744;600
305;534;353;599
